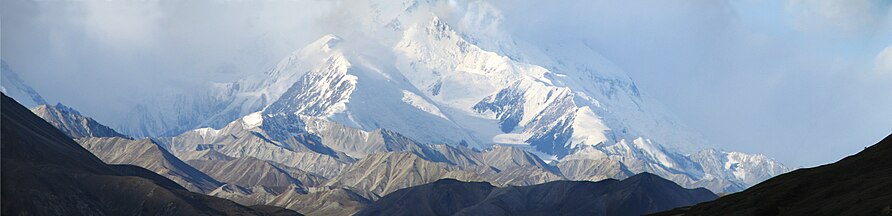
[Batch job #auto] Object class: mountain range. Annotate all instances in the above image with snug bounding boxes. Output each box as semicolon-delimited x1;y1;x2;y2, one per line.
0;94;299;215
0;0;788;198
653;134;892;216
7;89;890;215
0;0;806;215
62;0;786;194
4;93;723;215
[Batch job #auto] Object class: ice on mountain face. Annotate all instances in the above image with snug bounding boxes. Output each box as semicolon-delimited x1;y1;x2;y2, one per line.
569;107;610;149
400;90;448;120
395;16;547;111
303;6;775;192
264;54;357;118
245;31;488;149
631;138;681;170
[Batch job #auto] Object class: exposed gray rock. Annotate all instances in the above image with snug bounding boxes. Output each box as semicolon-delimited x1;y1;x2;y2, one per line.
325;152;495;196
480;145;557;172
187;156;325;193
158;114;353;179
557;158;633;181
77;137;223;193
32;103;127;139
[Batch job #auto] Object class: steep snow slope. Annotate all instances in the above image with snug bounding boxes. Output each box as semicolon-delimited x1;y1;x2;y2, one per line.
261;35;483;148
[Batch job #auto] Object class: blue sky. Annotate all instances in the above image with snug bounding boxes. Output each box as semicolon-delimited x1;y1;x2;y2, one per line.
2;0;890;167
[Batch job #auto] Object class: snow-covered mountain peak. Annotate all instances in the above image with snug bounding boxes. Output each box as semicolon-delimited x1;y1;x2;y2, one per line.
314;34;344;53
97;0;790;193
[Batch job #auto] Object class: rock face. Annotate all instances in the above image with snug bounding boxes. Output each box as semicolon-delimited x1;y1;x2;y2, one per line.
188;156;325;194
557;158;634;181
30;103;222;193
76;137;223;193
31;103;128;139
157;113;353;179
0;93;300;216
324;152;495;195
653;134;892;216
356;173;717;216
479;145;556;172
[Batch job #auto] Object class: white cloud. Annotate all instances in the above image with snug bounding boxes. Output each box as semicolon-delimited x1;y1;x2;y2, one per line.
81;0;164;49
876;45;892;75
785;0;891;34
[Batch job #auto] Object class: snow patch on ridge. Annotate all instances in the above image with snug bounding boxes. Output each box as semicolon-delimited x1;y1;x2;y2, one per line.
193;127;221;140
241;112;263;129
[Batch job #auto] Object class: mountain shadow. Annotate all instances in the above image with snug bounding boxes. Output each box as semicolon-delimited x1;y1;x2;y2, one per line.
652;134;892;216
356;172;717;216
0;93;300;216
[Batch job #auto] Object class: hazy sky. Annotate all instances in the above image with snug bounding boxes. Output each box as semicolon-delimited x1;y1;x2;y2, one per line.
2;0;890;167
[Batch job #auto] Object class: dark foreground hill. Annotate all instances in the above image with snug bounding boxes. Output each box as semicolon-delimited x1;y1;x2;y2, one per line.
653;134;892;216
0;93;300;216
356;172;717;216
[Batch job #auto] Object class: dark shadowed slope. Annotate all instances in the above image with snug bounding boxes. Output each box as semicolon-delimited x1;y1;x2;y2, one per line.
0;94;300;216
356;173;717;216
32;102;222;193
653;134;892;216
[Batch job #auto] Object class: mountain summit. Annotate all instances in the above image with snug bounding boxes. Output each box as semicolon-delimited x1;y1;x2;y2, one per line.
104;0;787;193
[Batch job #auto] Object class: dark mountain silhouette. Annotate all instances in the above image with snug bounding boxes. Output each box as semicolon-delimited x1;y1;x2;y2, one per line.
653;134;892;216
0;94;300;216
356;172;717;216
